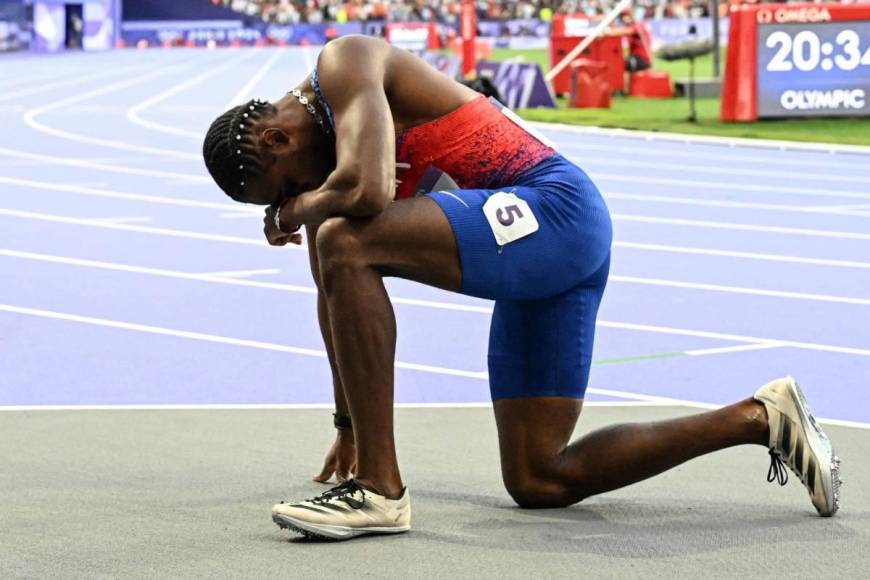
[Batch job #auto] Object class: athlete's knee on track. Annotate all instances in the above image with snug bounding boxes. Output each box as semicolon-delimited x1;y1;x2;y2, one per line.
504;475;575;509
503;467;585;509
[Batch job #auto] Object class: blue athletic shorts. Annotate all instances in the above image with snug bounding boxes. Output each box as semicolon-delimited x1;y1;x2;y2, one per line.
427;154;612;401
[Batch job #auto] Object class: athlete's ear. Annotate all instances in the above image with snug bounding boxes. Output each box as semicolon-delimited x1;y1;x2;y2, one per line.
261;127;292;149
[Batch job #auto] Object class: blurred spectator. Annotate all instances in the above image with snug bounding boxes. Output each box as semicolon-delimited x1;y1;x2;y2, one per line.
218;0;841;25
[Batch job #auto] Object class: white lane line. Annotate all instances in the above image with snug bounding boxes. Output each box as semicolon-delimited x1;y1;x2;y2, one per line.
200;268;280;278
9;179;869;269
571;155;870;185
601;320;870;358
0;402;680;412
0;400;864;429
23;59;205;161
804;202;870;211
607;192;870;219
597;173;870;202
301;45;314;70
0;249;486;312
128;50;260;140
225;48;284;109
0;176;235;210
5;211;869;306
685;343;785;357
613;214;870;241
558;141;870;172
0;303;488;380
0;65;150;103
0;150;209;182
538;121;870;157
610;275;870;307
614;241;870;270
89;216;152;225
0;208;268;246
219;211;262;219
3;248;869;358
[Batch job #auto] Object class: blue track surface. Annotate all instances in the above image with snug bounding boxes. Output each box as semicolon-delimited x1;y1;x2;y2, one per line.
1;47;868;423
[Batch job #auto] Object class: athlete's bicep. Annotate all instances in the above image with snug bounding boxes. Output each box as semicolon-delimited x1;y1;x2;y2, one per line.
317;37;395;211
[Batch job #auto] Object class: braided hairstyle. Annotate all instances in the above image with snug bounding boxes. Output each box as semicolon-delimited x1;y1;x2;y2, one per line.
202;98;277;202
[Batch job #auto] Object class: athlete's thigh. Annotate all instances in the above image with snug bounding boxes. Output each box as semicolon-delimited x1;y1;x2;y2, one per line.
494;396;583;484
321;195;462;292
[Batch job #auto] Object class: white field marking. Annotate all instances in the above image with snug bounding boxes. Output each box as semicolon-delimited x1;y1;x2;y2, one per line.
0;148;211;184
69;182;110;189
534;121;870;157
150;105;215;113
128;50;261;140
0;401;703;412
199;268;280;278
570;155;870;185
0;176;233;209
224;48;284;109
685;343;785;357
0;303;488;380
4;248;870;358
596;173;870;202
88;216;152;225
0;208;268;246
607;192;870;219
301;44;314;70
610;275;870;307
587;387;718;408
0;65;150;103
613;214;870;241
600;320;870;357
555;140;870;173
6;209;869;306
219;211;263;219
802;202;870;211
0;401;865;429
0;248;491;313
23;60;205;161
614;241;870;271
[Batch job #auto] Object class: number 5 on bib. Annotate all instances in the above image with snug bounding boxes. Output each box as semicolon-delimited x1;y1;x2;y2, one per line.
482;192;539;246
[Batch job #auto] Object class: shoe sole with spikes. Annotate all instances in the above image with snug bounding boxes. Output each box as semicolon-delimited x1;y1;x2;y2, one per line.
272;513;409;541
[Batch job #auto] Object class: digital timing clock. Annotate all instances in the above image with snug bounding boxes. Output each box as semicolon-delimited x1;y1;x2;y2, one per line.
722;3;870;121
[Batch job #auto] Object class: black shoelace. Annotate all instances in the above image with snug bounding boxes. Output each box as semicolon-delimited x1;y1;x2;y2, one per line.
767;450;788;486
309;479;365;509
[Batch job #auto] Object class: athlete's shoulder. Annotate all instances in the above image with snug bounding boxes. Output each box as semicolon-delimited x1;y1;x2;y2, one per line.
319;35;391;67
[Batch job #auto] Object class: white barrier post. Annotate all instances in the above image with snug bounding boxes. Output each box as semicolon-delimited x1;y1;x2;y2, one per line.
545;0;634;84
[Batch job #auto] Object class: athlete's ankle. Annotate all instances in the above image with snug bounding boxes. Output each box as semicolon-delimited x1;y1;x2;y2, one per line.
354;477;404;499
741;397;770;446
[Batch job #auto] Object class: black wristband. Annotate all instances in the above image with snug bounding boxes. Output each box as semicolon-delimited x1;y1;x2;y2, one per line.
333;413;352;430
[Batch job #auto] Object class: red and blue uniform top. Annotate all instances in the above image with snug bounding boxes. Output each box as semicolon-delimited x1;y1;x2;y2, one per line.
310;69;556;200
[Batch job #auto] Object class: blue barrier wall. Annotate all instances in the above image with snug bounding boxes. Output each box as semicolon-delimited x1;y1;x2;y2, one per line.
122;0;238;21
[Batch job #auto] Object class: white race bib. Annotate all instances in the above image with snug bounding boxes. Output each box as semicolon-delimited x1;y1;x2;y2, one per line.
482;192;539;246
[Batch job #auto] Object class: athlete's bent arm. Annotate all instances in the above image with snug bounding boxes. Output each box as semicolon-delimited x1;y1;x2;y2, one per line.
277;37;395;228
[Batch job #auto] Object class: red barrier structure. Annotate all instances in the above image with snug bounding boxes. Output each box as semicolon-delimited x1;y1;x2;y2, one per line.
460;0;476;76
549;14;625;95
569;59;611;108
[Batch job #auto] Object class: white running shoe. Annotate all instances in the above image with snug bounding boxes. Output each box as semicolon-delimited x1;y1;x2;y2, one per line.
754;376;842;516
272;480;411;541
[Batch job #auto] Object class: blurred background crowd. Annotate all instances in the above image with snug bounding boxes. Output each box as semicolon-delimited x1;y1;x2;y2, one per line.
215;0;725;25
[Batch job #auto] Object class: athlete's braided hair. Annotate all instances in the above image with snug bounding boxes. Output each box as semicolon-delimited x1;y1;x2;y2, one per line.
202;98;277;202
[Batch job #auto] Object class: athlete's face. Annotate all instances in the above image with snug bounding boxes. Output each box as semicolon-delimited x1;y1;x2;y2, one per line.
240;124;332;207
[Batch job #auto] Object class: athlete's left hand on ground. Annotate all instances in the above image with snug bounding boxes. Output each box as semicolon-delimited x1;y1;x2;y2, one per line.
313;430;357;484
263;208;303;246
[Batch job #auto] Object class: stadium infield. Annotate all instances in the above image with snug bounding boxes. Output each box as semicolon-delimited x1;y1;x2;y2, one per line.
484;48;870;146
